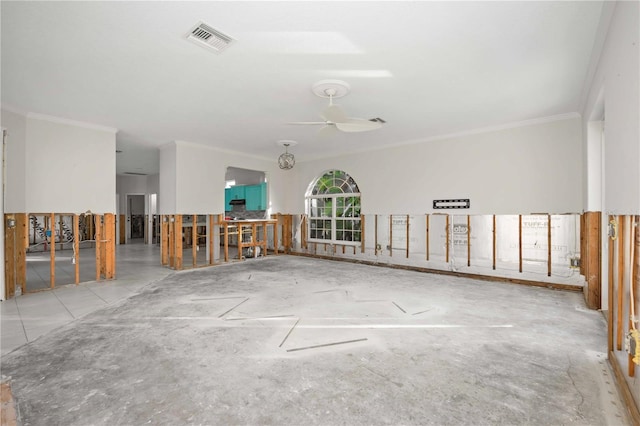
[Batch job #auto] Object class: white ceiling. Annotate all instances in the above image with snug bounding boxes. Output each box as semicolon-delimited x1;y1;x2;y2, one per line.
1;1;605;175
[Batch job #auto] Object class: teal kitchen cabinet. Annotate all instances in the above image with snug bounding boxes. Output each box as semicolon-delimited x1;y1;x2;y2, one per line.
225;186;246;211
245;183;267;210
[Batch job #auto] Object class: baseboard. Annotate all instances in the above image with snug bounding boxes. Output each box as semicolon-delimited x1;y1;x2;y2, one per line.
290;252;582;293
609;351;640;425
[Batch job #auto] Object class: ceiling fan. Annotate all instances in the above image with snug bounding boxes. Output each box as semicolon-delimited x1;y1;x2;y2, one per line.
289;80;384;136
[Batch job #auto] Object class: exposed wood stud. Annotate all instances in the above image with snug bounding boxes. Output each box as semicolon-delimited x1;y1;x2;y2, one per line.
608;215;615;353
192;215;198;267
389;215;393;257
547;214;552;277
169;216;175;268
426;214;430;261
406;214;410;258
16;214;27;293
361;215;365;254
209;215;214;265
629;216;637;377
175;215;183;270
4;214;16;298
94;214;101;282
374;215;378;256
492;215;496;270
518;215;523;273
74;214;80;284
445;215;450;264
119;214;126;244
50;213;56;288
617;215;625;351
223;220;229;262
105;213;115;279
584;212;602;310
467;215;471;267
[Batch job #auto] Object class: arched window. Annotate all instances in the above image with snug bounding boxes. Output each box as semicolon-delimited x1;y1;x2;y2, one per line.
306;170;361;244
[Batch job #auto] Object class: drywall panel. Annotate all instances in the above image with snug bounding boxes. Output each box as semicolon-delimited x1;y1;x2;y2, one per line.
161;141;282;215
159;143;177;214
288;117;582;215
24;115;116;213
1;109;27;212
583;1;640;214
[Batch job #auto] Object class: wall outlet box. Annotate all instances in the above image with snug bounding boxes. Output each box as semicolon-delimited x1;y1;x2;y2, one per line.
570;257;580;268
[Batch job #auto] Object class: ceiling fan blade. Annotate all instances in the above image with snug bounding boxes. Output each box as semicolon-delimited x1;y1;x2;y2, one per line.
288;121;326;125
335;118;382;132
321;104;348;123
317;124;338;138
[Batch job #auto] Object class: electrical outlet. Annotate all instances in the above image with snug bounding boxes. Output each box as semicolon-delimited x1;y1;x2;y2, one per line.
570;257;580;268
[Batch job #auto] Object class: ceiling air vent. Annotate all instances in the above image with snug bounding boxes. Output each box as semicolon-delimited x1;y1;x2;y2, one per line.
187;22;234;53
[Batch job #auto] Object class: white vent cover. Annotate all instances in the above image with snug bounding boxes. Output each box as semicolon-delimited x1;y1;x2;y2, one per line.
187;22;234;53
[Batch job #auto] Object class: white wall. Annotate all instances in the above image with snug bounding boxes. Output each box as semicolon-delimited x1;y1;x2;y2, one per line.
287;116;582;215
226;167;265;186
159;140;285;214
159;143;177;214
583;1;640;214
21;114;116;213
2;109;27;212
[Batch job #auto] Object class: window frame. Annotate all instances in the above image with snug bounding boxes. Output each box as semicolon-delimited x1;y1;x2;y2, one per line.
306;171;361;246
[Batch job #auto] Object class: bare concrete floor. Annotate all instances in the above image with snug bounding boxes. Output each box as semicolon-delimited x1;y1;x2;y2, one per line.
0;256;630;425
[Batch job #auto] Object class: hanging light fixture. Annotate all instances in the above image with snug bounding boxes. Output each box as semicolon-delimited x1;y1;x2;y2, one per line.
277;140;297;170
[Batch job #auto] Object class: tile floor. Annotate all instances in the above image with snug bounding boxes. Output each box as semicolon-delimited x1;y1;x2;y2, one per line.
1;242;172;356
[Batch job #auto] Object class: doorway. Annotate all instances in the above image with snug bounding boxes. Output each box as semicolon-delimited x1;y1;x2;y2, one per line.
127;194;145;243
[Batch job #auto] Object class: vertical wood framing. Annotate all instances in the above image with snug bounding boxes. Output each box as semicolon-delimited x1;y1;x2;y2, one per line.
73;214;80;284
192;215;198;267
467;215;471;267
144;214;149;245
388;215;393;257
50;213;56;288
492;215;497;270
426;214;430;261
104;213;115;279
360;215;365;254
547;214;552;277
445;215;450;264
273;217;279;255
629;215;636;377
94;214;101;281
174;215;183;270
301;215;307;250
262;221;268;257
608;215;615;353
518;215;523;273
161;216;169;266
374;215;378;256
223;221;229;262
119;214;126;244
209;215;215;265
617;215;625;351
100;215;107;278
580;214;586;276
406;215;410;258
59;215;64;251
584;212;602;310
16;214;27;294
168;216;175;268
4;214;16;298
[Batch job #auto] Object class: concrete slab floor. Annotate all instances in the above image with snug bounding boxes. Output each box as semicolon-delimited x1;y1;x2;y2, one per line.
0;256;630;425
